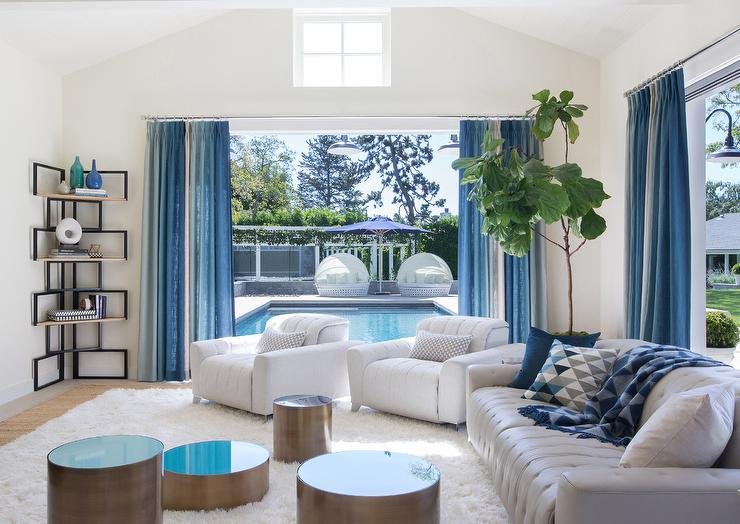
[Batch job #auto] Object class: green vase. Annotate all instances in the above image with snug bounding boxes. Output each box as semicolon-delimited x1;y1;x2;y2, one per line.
70;156;84;189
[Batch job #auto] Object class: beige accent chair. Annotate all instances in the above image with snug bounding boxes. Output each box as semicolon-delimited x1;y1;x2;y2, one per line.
190;313;359;416
396;253;453;297
466;338;740;524
314;253;370;297
347;315;520;425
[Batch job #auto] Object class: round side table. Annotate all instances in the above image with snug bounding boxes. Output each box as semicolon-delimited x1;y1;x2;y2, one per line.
47;435;164;524
163;440;269;510
296;450;440;524
273;395;332;463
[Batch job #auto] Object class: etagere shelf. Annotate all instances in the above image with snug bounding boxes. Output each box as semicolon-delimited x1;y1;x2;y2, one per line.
31;162;129;391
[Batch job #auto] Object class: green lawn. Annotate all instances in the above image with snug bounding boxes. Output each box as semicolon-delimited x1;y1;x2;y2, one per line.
706;289;740;325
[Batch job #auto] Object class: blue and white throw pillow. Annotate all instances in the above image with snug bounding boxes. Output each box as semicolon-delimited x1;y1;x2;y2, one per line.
523;341;618;411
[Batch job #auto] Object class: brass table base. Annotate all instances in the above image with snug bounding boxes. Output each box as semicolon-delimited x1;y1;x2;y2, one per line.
273;396;332;463
163;458;269;511
297;475;440;524
48;453;162;524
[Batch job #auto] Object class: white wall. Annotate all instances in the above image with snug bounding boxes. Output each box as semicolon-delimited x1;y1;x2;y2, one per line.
0;41;63;403
599;0;740;346
61;8;602;379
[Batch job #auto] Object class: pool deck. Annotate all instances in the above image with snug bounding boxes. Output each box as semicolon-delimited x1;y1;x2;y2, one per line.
235;294;459;321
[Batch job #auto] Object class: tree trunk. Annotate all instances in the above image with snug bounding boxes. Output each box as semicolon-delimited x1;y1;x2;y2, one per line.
562;222;574;335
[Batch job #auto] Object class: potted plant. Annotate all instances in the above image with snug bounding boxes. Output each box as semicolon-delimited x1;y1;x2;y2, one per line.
705;311;739;363
453;89;610;335
732;263;740;285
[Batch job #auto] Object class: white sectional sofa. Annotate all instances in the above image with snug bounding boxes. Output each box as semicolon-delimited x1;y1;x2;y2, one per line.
347;316;522;425
190;313;358;416
466;338;740;524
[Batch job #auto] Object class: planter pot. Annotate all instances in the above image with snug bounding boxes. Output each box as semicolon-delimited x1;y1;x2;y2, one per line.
734;274;740;285
704;347;737;364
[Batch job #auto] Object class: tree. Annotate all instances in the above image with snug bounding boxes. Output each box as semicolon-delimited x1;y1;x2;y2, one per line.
296;135;367;210
706;83;739;160
706;180;740;219
356;134;444;224
230;136;295;221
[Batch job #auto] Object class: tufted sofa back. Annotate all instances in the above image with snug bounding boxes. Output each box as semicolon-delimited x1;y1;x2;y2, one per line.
266;313;349;346
416;315;508;353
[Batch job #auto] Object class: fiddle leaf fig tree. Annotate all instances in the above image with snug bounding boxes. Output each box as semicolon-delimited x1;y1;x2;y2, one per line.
453;89;610;334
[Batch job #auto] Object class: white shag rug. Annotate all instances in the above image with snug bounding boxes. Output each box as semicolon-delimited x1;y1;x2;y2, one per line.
0;388;508;523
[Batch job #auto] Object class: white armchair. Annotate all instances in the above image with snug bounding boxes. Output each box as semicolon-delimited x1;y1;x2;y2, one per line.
347;316;521;424
190;313;358;416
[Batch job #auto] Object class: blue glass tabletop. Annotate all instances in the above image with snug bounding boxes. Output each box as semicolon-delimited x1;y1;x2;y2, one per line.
297;451;440;496
48;435;164;469
164;440;269;476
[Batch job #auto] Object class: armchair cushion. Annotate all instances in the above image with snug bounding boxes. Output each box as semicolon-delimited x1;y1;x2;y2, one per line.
415;315;508;353
256;328;306;354
408;330;472;362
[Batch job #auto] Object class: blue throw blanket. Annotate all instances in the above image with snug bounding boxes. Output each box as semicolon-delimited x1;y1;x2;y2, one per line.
518;345;726;446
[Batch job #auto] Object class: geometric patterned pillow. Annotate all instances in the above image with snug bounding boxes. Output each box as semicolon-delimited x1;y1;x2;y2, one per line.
522;341;619;411
408;330;473;362
256;328;306;354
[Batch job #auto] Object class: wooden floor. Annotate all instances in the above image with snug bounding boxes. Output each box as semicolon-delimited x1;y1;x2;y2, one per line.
0;380;188;446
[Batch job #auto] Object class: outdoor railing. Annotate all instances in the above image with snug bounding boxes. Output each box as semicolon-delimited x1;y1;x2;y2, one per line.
233;225;414;281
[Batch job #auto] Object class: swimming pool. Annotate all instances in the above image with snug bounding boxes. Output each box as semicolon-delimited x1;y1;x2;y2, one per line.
235;305;449;342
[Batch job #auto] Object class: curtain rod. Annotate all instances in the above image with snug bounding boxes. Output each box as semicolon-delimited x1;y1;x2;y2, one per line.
140;114;534;121
623;24;740;98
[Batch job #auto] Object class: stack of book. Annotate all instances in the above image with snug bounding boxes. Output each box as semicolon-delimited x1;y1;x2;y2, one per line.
89;293;107;319
48;309;98;322
71;188;108;198
49;246;89;258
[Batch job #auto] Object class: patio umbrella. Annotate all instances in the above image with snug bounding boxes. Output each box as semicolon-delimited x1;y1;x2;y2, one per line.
325;217;430;294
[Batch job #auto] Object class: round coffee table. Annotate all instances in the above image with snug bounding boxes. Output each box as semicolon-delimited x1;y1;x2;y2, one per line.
273;395;332;463
47;435;164;524
296;450;440;524
162;440;269;510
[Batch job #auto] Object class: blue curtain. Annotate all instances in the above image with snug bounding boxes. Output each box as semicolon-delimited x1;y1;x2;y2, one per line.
189;121;235;342
500;120;543;342
458;120;491;317
139;121;186;381
625;69;691;347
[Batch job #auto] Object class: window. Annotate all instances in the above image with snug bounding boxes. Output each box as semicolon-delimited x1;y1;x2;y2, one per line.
293;9;390;87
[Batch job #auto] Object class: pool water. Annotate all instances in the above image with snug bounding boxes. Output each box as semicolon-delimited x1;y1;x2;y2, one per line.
235;306;448;342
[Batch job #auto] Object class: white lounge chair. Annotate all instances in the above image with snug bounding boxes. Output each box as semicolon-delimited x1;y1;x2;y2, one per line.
396;253;453;297
190;313;357;416
314;253;370;297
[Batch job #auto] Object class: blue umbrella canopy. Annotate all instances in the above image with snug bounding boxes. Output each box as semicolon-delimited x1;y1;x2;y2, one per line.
325;216;430;236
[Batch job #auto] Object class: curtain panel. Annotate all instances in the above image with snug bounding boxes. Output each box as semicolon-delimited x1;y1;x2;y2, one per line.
189;121;235;342
458;120;492;317
138;121;187;381
625;69;691;347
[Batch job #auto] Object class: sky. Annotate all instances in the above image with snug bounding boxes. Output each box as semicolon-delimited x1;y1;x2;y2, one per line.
276;133;459;218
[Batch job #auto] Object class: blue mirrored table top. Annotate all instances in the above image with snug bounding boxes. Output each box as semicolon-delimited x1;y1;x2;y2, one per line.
48;435;164;469
164;440;269;476
297;451;440;496
274;394;332;408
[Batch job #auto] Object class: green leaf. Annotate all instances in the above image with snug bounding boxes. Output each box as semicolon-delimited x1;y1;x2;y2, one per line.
452;157;478;170
560;90;574;104
533;180;569;223
579;209;607;239
563;106;584;118
553;163;609;218
532;89;550;103
535;115;555;139
567;119;580;143
571;104;588;111
522;158;551;179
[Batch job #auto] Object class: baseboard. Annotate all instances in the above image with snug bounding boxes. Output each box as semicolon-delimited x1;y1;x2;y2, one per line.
0;367;72;406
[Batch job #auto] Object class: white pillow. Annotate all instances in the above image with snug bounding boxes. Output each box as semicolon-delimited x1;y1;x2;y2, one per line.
408;330;472;362
256;328;306;354
620;382;735;468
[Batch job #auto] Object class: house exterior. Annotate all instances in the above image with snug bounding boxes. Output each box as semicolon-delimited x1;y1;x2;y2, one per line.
706;213;740;272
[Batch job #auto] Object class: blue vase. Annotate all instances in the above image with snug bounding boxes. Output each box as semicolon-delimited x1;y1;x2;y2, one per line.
86;159;103;189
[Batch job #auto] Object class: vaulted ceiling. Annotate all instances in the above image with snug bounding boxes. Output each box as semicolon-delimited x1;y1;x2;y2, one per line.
0;1;682;75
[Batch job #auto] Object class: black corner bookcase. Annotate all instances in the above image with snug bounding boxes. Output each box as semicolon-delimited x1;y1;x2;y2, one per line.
31;162;129;390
